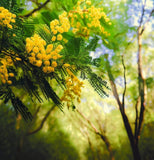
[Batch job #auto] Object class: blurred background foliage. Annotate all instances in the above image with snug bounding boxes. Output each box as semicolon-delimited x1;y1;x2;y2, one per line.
0;0;154;160
0;80;154;160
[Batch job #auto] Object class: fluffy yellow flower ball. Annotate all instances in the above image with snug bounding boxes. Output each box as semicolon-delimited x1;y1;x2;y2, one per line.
0;7;16;29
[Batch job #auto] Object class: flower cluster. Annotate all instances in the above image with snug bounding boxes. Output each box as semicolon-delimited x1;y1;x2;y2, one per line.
68;0;111;38
0;7;16;29
26;34;63;73
50;12;71;42
61;64;84;107
0;56;14;84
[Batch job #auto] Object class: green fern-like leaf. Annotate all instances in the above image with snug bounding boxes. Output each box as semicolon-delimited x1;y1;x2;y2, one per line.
18;76;43;103
32;69;63;109
78;66;110;97
35;24;52;44
86;36;100;51
11;96;33;121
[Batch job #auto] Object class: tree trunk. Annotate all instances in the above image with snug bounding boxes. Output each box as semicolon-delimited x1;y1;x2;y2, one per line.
136;26;146;143
99;133;115;160
121;112;141;160
106;59;141;160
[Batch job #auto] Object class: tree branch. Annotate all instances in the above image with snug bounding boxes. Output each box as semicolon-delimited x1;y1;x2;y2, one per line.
136;27;146;142
84;130;96;160
135;0;148;141
140;9;154;35
104;56;123;112
121;54;127;108
21;0;50;18
105;57;140;159
76;108;115;160
134;96;140;142
29;105;41;126
33;105;41;117
27;104;56;135
72;110;94;132
76;109;99;134
139;0;146;26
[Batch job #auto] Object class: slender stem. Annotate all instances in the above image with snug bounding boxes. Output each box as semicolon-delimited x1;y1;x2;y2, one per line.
139;0;146;26
20;0;50;18
27;104;56;135
76;109;99;133
76;108;115;160
121;54;127;109
136;26;146;141
134;96;140;141
140;9;154;35
136;0;147;141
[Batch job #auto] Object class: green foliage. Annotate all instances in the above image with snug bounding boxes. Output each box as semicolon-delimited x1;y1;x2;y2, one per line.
63;37;92;65
0;0;154;159
0;105;17;160
0;1;110;119
146;77;154;89
40;11;59;25
52;0;78;11
86;36;100;51
78;66;110;97
0;104;80;160
139;122;154;160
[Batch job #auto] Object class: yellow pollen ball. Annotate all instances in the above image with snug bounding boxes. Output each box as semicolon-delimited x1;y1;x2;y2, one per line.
37;53;42;59
41;49;46;55
11;19;15;23
57;45;63;50
63;38;68;43
86;1;91;5
53;30;58;35
8;25;12;29
36;60;42;67
2;79;6;84
48;66;54;72
29;57;36;64
16;57;21;61
12;14;16;18
46;44;53;53
52;55;58;60
52;36;56;41
0;7;4;11
7;80;12;85
63;63;70;67
52;61;57;67
43;67;48;73
44;60;50;66
31;52;35;57
33;47;39;53
9;73;14;77
57;34;63;41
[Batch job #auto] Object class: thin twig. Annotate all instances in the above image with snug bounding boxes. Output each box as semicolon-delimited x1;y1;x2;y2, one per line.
136;0;147;142
73;110;94;133
139;0;146;27
105;58;123;112
84;130;96;160
121;54;127;109
134;96;140;141
27;104;56;135
76;108;115;160
140;9;154;35
20;0;50;18
76;109;99;134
